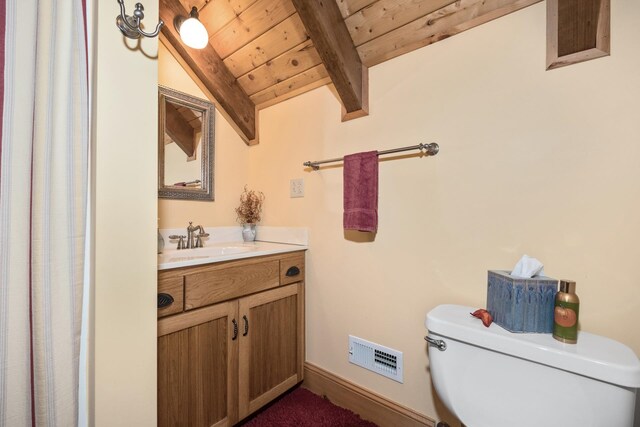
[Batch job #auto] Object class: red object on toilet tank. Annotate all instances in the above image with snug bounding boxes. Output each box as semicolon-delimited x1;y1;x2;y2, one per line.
471;308;493;327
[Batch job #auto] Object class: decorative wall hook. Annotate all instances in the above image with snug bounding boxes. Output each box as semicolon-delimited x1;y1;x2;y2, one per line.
116;0;164;39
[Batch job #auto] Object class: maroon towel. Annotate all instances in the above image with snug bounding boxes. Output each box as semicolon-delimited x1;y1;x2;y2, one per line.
343;151;378;232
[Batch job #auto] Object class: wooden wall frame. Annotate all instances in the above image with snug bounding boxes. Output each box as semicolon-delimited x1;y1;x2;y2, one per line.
547;0;610;70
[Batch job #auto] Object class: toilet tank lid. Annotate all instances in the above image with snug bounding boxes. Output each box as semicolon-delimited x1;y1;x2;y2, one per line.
426;304;640;388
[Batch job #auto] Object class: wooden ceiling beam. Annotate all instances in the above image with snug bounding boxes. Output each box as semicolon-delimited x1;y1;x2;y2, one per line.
291;0;369;121
159;0;257;144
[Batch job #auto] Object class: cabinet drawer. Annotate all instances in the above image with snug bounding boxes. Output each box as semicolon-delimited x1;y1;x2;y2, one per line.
158;276;184;318
185;259;280;310
280;252;305;285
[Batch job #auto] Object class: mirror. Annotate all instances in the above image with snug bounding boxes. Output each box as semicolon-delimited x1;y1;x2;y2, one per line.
158;85;215;200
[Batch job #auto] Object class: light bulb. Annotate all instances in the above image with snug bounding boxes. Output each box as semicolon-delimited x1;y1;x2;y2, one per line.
179;12;208;49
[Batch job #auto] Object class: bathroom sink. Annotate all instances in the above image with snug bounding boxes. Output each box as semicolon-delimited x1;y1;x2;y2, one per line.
186;245;252;257
158;241;306;270
159;245;252;263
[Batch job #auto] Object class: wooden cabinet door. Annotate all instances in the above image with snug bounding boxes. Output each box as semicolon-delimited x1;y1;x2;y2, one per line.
158;301;239;427
238;283;304;419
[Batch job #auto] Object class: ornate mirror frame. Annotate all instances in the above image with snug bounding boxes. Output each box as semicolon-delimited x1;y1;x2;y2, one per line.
158;85;215;201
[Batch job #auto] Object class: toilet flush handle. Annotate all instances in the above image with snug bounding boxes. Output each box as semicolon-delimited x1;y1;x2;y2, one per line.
424;335;447;351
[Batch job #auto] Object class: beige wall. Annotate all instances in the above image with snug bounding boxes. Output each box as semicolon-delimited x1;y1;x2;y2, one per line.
250;2;640;423
158;42;250;229
92;1;158;425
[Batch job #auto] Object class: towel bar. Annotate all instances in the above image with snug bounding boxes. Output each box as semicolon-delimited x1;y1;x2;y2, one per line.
303;143;439;170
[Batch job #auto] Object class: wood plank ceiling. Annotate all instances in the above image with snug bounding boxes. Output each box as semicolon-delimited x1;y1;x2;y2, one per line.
159;0;541;144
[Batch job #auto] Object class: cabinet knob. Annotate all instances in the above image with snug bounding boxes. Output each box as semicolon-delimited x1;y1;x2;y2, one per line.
157;293;174;308
285;266;300;277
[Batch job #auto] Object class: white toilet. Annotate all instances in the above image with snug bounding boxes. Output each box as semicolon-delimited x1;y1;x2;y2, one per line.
425;304;640;427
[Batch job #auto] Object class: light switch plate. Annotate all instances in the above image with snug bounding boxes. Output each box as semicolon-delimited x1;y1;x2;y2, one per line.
290;178;304;198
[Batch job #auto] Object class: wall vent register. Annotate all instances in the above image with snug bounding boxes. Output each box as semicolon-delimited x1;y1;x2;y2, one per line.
348;335;403;383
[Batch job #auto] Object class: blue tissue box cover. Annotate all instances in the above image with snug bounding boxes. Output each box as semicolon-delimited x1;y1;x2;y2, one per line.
487;270;558;333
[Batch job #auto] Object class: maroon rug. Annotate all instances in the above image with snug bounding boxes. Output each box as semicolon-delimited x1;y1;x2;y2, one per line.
240;387;378;427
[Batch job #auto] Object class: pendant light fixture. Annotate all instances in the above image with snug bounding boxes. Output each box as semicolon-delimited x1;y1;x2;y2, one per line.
175;7;209;49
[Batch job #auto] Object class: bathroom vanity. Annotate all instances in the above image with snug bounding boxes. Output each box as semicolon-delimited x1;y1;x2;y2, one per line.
157;243;306;427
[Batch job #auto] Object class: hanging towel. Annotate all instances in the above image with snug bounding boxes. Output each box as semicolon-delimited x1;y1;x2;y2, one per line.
343;151;379;232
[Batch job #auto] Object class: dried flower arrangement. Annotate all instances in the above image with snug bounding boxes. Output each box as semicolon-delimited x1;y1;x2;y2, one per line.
235;185;265;224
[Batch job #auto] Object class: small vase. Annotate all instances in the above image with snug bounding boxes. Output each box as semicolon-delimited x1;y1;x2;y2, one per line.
157;229;165;254
242;223;256;242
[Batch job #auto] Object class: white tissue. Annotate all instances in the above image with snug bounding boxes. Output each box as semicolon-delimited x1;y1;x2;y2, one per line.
510;255;545;278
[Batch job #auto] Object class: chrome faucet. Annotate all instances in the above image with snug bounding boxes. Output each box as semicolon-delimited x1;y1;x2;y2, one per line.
186;222;208;249
168;222;209;250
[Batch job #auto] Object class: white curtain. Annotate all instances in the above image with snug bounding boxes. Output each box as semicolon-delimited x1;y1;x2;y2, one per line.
0;0;89;426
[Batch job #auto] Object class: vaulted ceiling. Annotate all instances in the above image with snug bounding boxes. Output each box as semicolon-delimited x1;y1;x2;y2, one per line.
159;0;541;144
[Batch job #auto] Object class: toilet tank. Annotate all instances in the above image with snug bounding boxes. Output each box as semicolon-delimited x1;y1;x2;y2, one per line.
425;304;640;427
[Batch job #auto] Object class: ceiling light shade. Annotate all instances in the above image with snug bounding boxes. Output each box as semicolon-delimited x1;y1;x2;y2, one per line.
176;7;208;49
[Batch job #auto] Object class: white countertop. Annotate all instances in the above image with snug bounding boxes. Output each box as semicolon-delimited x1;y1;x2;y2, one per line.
158;241;307;270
